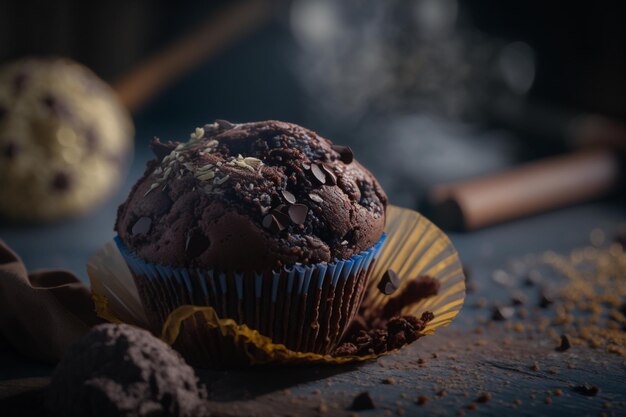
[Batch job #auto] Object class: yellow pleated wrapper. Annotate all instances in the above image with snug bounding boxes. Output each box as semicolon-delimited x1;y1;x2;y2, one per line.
88;205;465;366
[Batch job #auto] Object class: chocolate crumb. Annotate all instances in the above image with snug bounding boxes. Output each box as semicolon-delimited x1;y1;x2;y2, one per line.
572;384;599;396
382;377;396;385
466;403;477;411
539;291;554;308
476;393;491;403
511;293;527;305
555;334;572;352
436;389;447;397
544;397;552;405
417;358;426;365
531;361;541;371
417;396;428;405
351;392;375;411
378;269;400;295
491;306;515;321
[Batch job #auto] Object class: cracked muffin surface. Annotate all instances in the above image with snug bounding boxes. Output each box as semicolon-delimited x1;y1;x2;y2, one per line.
115;120;387;271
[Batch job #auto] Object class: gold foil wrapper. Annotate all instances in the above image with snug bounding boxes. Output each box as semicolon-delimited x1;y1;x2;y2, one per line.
88;205;465;366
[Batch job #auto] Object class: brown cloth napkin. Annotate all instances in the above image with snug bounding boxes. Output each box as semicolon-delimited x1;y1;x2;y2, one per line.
0;240;102;363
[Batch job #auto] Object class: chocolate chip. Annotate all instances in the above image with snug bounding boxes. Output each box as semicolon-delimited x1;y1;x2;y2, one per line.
271;206;291;226
51;172;72;192
3;142;19;159
555;334;571;352
322;164;337;185
417;396;428;406
539;291;554;308
311;163;326;184
185;230;210;258
281;189;296;204
511;293;527;305
42;94;69;116
308;192;324;203
215;119;234;129
572;384;599;396
351;392;375;411
84;128;98;151
378;269;400;295
524;270;542;287
331;144;354;164
491;306;515;321
131;217;152;235
13;72;28;95
263;214;285;233
288;204;308;225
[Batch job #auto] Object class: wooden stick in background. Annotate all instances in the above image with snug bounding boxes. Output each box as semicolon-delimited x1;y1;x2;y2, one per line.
428;149;623;231
113;0;273;112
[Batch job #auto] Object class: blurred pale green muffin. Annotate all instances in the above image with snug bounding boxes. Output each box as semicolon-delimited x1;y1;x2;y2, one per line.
0;58;133;222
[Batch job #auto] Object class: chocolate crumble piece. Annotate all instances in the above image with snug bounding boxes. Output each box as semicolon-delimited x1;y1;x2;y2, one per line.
476;392;492;403
378;269;400;295
555;334;571;352
417;396;428;405
539;291;554;308
131;216;152;236
334;312;434;356
492;306;515;321
351;392;375;411
572;384;599;396
45;324;207;417
331;144;354;164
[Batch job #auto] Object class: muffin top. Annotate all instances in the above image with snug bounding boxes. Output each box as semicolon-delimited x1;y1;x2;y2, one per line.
115;120;387;271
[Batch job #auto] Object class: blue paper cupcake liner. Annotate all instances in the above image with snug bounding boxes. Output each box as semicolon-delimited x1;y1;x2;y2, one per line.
114;234;386;356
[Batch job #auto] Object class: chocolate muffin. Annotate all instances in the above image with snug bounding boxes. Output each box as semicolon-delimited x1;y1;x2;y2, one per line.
114;120;387;360
116;120;386;271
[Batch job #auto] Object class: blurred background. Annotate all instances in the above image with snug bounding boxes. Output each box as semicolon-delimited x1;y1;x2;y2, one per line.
0;0;624;273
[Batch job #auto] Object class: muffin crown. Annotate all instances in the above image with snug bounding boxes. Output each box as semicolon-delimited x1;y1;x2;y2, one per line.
115;120;387;270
